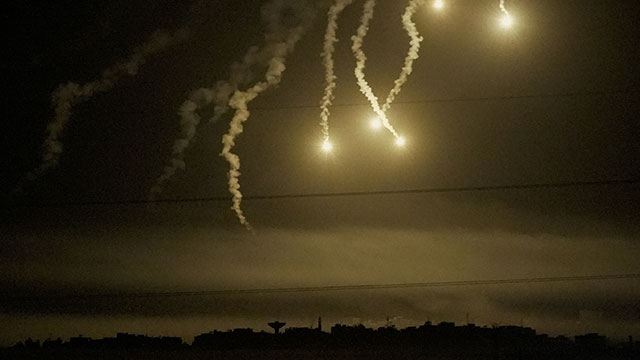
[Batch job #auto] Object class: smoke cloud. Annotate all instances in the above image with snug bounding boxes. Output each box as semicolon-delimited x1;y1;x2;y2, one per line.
319;0;355;142
221;0;316;229
22;29;188;190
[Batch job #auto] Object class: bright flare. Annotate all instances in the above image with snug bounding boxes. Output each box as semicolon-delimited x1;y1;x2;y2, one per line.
500;14;513;28
498;0;513;29
433;0;444;10
370;117;382;130
322;140;333;152
395;136;406;147
352;0;401;139
319;0;355;145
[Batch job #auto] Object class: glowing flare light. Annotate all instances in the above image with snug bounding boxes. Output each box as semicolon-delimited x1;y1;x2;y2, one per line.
322;140;334;152
370;117;382;130
498;0;514;29
500;14;513;29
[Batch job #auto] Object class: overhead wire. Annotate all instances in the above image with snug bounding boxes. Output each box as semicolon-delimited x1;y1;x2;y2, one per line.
9;179;639;208
5;274;639;300
77;88;640;115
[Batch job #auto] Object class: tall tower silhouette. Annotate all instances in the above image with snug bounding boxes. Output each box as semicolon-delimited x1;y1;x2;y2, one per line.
268;321;286;334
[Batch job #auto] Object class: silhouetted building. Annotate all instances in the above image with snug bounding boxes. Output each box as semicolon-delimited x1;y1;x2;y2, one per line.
3;322;637;360
575;333;607;351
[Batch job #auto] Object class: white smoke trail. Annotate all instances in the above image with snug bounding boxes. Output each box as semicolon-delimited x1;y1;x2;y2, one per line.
497;0;514;28
24;29;188;185
499;0;510;16
221;0;314;229
149;1;319;200
381;0;424;114
319;0;355;142
149;49;259;200
351;0;400;138
148;88;213;198
209;46;264;125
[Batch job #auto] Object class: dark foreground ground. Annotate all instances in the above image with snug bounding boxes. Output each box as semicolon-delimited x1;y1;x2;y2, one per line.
3;322;638;359
3;346;638;360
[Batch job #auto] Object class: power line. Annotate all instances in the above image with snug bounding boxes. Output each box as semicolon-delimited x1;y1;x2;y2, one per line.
93;88;640;114
249;88;640;112
11;178;639;208
8;274;640;300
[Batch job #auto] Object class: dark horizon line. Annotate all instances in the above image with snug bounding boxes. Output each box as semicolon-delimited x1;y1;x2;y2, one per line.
4;318;635;349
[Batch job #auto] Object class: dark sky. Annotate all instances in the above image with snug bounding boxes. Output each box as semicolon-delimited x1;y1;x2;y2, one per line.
2;0;640;346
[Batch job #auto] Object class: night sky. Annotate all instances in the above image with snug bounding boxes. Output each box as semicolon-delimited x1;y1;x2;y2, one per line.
2;0;640;346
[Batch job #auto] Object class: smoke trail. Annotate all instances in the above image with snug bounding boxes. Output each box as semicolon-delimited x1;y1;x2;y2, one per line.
499;0;510;16
24;29;188;185
351;0;400;138
319;0;355;142
497;0;514;28
221;0;315;229
148;88;213;198
149;49;258;200
381;0;424;114
149;1;319;200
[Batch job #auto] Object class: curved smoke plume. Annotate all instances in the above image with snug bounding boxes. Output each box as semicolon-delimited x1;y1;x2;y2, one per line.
351;0;400;138
221;0;316;229
352;0;426;138
23;29;188;188
149;52;257;200
319;0;355;142
151;1;320;200
382;0;424;113
500;0;510;16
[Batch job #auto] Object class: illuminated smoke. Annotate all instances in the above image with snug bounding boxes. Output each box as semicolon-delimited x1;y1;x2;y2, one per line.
498;0;513;28
351;0;400;138
23;29;188;186
319;0;355;142
149;48;260;200
499;0;509;16
382;0;424;114
151;1;322;200
221;0;315;229
149;88;214;199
